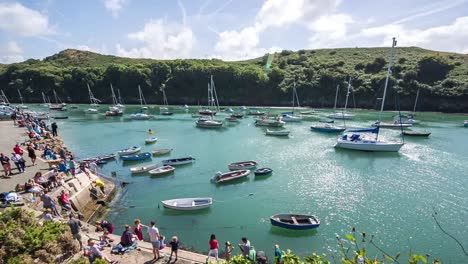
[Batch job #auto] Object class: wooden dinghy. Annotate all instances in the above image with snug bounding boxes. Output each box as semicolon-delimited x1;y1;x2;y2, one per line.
161;197;212;210
270;214;320;230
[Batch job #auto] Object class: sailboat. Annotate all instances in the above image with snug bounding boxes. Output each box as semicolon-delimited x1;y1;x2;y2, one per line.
0;90;10;106
40;92;50;107
130;85;153;120
196;76;223;128
327;79;354;119
116;89;125;108
199;76;219;116
16;89;28;109
394;88;420;125
159;87;173;115
85;84;100;114
281;81;302;122
335;37;404;152
49;90;66;111
106;84;123;116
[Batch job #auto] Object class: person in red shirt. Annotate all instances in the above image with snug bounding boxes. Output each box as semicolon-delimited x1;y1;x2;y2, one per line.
59;190;73;211
206;234;219;263
13;144;23;155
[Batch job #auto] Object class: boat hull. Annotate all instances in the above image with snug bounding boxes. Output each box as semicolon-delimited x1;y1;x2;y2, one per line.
117;147;141;156
162;157;195;166
162;197;212;210
402;131;431;137
335;139;403;152
254;168;272;176
310;126;345;133
266;129;290;136
270;214;320;230
121;152;151;161
228;161;258;170
151;149;172;156
213;170;250;183
149;165;175;175
255;119;285;127
327;113;354;119
130;163;159;173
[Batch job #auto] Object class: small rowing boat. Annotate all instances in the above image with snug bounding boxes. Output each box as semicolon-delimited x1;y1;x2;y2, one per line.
310;124;345;133
161;197;212;210
270;214;320;230
145;137;158;144
254;168;272;176
148;165;175;175
151;148;172;156
117;146;141;156
121;152;151;161
266;129;290;136
402;131;431;137
211;170;250;183
228;161;258;170
162;157;195;166
130;163;159;174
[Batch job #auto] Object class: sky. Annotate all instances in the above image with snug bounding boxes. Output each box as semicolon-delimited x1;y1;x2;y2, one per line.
0;0;467;63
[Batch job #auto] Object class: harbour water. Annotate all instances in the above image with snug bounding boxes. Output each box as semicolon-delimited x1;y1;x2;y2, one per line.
51;105;468;262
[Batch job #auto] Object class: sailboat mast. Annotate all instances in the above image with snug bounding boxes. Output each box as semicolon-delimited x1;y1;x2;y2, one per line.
344;77;352;113
138;85;142;106
292;82;296;113
110;84;117;105
117;89;123;104
294;83;300;108
413;88;420;113
379;37;397;121
211;75;220;111
333;85;339;111
17;89;24;104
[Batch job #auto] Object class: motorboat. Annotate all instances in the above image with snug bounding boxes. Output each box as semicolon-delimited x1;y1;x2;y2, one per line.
148;165;175;175
371;121;412;128
161;197;212;210
248;109;265;116
162;157;195;166
228;161;258;170
145;137;158;144
196;118;223;128
121;152;151;161
255;119;285;127
327;112;354;119
105;109;123;116
254;168;272;176
310;124;345;133
281;114;302;122
85;108;98;114
199;109;216;116
130;163;159;174
211;170;250;184
117;146;141;156
464;120;468;127
225;117;240;122
151;149;172;156
265;129;290;136
270;214;320;230
130;113;153;120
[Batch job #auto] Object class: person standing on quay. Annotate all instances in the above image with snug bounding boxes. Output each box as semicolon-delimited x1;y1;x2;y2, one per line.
147;220;162;260
1;153;12;178
27;144;36;166
225;241;234;262
51;122;58;137
206;234;219;263
133;219;143;241
68;214;83;250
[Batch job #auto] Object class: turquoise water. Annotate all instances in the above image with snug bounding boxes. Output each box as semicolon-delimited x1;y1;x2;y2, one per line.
49;105;468;262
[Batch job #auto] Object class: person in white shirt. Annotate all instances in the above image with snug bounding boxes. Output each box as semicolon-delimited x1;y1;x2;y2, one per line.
147;221;163;260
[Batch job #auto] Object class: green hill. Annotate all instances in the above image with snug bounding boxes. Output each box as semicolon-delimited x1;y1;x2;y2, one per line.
1;47;467;112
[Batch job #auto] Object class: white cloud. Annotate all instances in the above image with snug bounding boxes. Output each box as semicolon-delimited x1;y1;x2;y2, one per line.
0;41;24;63
0;2;53;36
214;0;341;60
102;0;127;18
361;16;468;53
116;19;195;59
308;13;353;48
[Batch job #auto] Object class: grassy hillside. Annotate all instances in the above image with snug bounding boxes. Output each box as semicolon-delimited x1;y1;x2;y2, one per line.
0;47;467;112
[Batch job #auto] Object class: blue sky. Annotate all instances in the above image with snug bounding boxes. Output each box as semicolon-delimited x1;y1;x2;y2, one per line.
0;0;467;63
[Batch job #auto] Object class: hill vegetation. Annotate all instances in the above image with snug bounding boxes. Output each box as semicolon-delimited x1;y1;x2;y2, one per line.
0;47;467;112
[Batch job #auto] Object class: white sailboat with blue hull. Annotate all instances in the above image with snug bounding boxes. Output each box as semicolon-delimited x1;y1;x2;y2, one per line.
335;37;404;152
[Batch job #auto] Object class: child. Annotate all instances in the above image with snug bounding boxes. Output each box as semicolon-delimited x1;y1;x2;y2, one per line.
159;234;166;250
98;231;114;247
169;236;179;261
225;241;234;262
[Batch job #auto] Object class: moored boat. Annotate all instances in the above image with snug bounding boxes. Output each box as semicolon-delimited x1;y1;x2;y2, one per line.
255;119;285;127
225;117;240;122
254;168;272;176
145;137;158;144
162;157;195;166
151;148;172;156
121;152;151;161
266;129;290;136
130;163;159;174
52;116;69;119
196;118;223;128
464;120;468;127
319;119;334;123
105;109;123;116
335;128;404;152
130;112;153;120
310;124;345;133
248;109;265;116
371;121;412;128
402;130;431;137
270;214;320;230
228;161;258;170
231;113;244;118
211;170;250;183
148;165;175;175
117;146;141;156
161;197;212;210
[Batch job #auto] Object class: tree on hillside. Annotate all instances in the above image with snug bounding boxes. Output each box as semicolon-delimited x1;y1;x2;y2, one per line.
417;55;453;85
